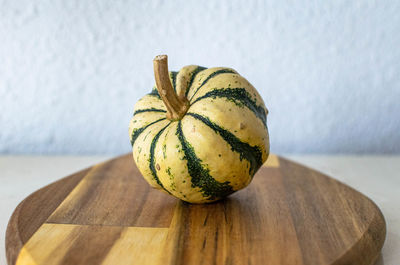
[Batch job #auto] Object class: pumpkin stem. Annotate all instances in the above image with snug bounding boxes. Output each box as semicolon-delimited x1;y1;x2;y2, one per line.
153;55;189;120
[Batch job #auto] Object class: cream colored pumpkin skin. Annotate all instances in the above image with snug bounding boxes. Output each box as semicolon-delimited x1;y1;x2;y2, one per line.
129;66;269;203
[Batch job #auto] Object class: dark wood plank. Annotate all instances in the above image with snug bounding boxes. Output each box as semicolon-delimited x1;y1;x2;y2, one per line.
46;154;176;227
164;168;303;265
279;158;386;264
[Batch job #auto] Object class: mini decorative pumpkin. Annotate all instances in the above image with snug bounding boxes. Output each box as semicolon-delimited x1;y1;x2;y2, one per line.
129;55;269;203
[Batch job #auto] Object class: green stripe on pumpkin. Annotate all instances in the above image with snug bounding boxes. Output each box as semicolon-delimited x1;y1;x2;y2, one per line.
170;71;178;92
147;88;161;99
186;112;263;176
130;118;166;147
190;87;267;127
176;121;234;201
185;66;207;97
189;69;237;102
133;108;166;116
149;122;172;192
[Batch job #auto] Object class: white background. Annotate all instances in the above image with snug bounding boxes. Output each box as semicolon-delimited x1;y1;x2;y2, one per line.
1;0;399;154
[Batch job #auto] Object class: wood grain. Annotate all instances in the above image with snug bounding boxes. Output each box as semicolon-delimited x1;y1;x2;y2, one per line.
46;156;176;227
6;154;386;265
6;168;90;265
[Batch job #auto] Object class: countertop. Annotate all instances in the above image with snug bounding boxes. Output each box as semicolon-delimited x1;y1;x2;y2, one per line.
0;155;398;265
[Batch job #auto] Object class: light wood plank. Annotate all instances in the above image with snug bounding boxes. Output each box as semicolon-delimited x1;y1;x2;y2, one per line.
263;154;280;168
16;224;127;265
16;224;80;265
102;227;168;265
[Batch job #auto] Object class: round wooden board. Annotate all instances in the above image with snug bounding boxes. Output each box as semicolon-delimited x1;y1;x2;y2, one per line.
6;154;385;265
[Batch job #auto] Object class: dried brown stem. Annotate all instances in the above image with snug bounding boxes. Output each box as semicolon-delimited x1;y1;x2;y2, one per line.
153;55;189;120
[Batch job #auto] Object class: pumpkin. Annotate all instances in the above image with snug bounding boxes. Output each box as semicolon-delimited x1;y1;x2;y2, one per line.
129;55;269;203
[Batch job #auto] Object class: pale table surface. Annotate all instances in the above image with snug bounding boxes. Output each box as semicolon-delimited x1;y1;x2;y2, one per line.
0;155;398;265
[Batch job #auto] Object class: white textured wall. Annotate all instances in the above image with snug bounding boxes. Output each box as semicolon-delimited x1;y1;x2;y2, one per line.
1;0;399;154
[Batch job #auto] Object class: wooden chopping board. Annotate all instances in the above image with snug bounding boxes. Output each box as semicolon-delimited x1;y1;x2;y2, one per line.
6;154;386;265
